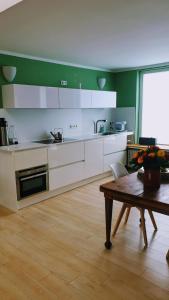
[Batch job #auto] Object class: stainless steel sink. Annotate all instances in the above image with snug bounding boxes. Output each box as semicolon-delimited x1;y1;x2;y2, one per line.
34;138;78;144
100;131;115;136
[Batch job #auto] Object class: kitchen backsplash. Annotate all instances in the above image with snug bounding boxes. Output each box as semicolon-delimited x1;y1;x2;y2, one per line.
0;108;115;142
0;107;135;143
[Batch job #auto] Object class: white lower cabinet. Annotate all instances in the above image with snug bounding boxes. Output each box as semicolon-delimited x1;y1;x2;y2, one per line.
48;142;84;168
104;151;126;172
49;136;127;191
49;162;84;190
48;141;85;190
104;134;127;155
84;139;103;178
14;148;48;170
103;134;127;172
0;133;129;211
49;139;104;191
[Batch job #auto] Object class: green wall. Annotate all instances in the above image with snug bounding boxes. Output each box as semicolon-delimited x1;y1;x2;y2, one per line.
0;54;140;109
0;54;115;108
114;70;139;107
114;70;140;142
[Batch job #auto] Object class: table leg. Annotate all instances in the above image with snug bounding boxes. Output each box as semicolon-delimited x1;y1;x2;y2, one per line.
105;197;113;249
166;250;169;261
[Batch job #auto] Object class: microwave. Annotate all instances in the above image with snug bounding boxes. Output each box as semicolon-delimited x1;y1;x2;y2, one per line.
115;121;127;132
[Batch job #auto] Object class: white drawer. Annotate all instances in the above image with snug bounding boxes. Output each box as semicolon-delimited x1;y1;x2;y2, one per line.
104;151;126;172
48;141;84;168
104;134;127;155
49;162;84;190
14;149;47;170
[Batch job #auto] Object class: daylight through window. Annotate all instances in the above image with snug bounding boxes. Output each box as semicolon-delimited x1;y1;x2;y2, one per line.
141;70;169;144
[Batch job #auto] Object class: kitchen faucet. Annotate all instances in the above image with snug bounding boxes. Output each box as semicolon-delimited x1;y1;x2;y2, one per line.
94;119;107;134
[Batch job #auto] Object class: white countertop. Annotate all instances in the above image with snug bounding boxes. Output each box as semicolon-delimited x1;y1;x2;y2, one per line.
0;131;133;153
0;142;48;152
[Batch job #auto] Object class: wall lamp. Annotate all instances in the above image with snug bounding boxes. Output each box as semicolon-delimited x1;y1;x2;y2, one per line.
2;66;17;82
97;77;106;90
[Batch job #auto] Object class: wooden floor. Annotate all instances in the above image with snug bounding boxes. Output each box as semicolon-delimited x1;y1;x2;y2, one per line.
0;176;169;300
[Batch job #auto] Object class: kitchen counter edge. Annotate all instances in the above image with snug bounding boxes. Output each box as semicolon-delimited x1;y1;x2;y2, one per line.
0;131;133;153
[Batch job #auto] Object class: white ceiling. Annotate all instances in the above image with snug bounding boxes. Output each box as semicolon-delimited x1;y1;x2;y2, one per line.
0;0;169;70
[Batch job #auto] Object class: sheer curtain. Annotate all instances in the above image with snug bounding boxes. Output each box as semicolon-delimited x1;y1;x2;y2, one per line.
141;70;169;144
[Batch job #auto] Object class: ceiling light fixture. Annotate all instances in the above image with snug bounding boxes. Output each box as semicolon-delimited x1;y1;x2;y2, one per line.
0;0;23;13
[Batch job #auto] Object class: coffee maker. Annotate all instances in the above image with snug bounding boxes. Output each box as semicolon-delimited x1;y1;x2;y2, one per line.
0;118;8;146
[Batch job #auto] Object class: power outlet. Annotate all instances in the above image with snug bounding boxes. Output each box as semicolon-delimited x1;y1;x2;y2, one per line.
69;124;78;129
60;80;67;86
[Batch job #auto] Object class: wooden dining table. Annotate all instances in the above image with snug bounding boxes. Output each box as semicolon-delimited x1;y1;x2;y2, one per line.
100;172;169;260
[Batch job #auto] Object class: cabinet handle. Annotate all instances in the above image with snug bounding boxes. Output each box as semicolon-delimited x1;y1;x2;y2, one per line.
20;172;47;181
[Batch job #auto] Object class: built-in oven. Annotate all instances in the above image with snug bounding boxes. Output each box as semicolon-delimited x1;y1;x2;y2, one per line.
16;164;49;200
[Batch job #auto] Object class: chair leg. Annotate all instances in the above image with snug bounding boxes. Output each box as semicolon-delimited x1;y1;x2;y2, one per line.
148;209;158;231
124;206;131;224
140;209;148;247
112;203;128;237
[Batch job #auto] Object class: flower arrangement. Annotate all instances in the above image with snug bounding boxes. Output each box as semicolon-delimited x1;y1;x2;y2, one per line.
130;146;169;170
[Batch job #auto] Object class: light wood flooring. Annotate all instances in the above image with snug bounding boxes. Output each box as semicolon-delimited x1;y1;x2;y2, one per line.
0;176;169;299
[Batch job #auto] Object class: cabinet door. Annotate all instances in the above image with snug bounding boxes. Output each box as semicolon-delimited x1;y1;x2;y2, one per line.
49;162;84;190
48;142;84;168
45;87;59;108
104;151;126;172
2;84;42;108
59;88;81;108
80;90;92;108
84;139;103;178
14;149;48;170
92;91;116;108
104;134;127;155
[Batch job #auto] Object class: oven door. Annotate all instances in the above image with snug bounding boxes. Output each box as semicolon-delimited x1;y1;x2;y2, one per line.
17;171;48;200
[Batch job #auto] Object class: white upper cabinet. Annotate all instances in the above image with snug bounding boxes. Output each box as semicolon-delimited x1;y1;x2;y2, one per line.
59;88;81;108
2;84;59;109
80;89;92;108
91;91;116;108
45;87;59;108
59;88;92;108
2;84;42;108
2;84;116;109
59;88;116;108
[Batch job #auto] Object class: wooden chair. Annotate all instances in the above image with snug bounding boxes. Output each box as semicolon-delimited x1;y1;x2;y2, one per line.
110;162;157;247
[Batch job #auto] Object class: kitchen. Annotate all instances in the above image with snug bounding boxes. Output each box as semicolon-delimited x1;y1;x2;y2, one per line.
0;84;131;210
0;56;135;211
0;1;169;300
0;59;135;142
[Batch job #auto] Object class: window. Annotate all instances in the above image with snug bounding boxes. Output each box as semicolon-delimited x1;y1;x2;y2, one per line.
141;70;169;144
